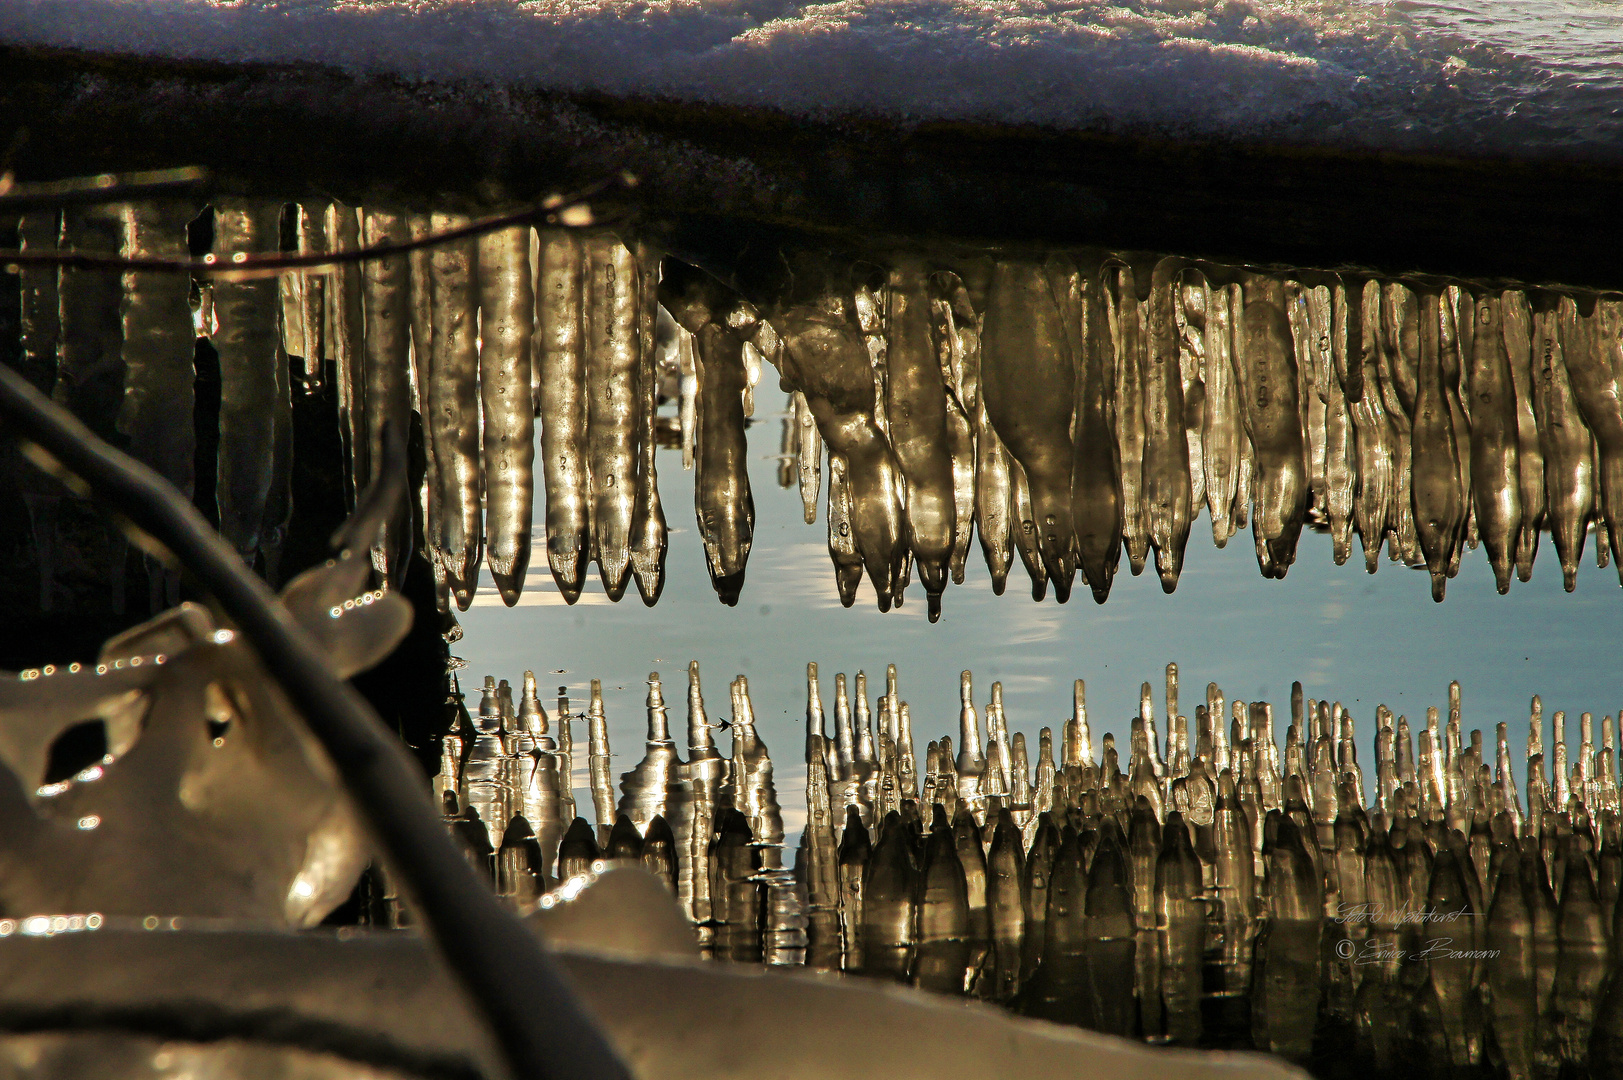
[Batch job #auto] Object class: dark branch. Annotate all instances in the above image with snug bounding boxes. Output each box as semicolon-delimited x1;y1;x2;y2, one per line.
0;175;629;276
0;167;210;211
0;363;633;1080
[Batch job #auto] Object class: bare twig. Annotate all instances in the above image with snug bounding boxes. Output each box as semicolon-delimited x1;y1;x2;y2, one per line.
1;174;628;276
0;167;209;211
0;363;634;1080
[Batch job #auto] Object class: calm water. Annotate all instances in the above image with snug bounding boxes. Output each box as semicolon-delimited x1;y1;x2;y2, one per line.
460;398;1623;839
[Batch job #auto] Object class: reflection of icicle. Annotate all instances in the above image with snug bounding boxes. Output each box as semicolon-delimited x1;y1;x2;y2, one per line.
478;225;536;606
683;662;727;926
617;672;682;835
728;676;784;870
588;680;616;844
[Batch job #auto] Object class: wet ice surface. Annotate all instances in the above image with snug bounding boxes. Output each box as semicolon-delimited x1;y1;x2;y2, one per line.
458;413;1623;835
2;0;1623;158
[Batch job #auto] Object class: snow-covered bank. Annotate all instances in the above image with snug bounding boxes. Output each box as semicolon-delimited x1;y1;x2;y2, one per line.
1;0;1621;160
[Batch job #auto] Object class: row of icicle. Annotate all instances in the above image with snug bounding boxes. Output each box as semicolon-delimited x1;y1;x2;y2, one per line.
426;653;1623;1074
796;660;1623;1076
14;204;1623;615
433;662;787;939
731;256;1623;613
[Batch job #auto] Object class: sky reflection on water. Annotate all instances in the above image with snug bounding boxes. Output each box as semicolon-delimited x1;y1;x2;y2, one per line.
461;403;1623;837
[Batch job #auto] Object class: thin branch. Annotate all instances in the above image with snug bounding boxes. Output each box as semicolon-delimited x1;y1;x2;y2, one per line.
0;166;210;211
0;364;634;1080
0;175;629;276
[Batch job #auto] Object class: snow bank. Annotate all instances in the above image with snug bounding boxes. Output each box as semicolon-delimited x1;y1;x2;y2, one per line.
1;0;1620;158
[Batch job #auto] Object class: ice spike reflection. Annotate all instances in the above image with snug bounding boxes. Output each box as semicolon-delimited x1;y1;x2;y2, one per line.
423;655;1621;1077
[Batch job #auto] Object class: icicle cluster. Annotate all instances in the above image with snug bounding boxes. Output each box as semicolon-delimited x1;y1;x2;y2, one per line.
16;205;1623;613
800;662;1623;1076
434;663;791;958
764;256;1623;612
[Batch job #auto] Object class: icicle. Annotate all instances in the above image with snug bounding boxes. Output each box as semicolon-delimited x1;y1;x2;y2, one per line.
629;242;669;606
1323;280;1356;564
325;202;367;509
1501;290;1546;581
1201;274;1242;546
774;262;907;610
885;256;956;616
1143;258;1194;591
117;199;196;606
793;391;822;525
213;199;283;569
361;209;415;586
1539;298;1601;591
776;392;797;490
1008;458;1048;601
1107;264;1150;575
1072;266;1125;601
1411;291;1467;600
583;235;642;601
295;205;328;395
15;211;61;394
1234;274;1308;577
535;232;594;597
425;212;482;610
676;320;699;470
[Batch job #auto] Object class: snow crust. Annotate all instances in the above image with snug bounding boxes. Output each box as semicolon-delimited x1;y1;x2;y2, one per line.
2;0;1620;158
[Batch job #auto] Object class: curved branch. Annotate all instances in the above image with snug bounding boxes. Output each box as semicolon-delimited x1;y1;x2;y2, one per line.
0;176;628;277
0;363;632;1080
